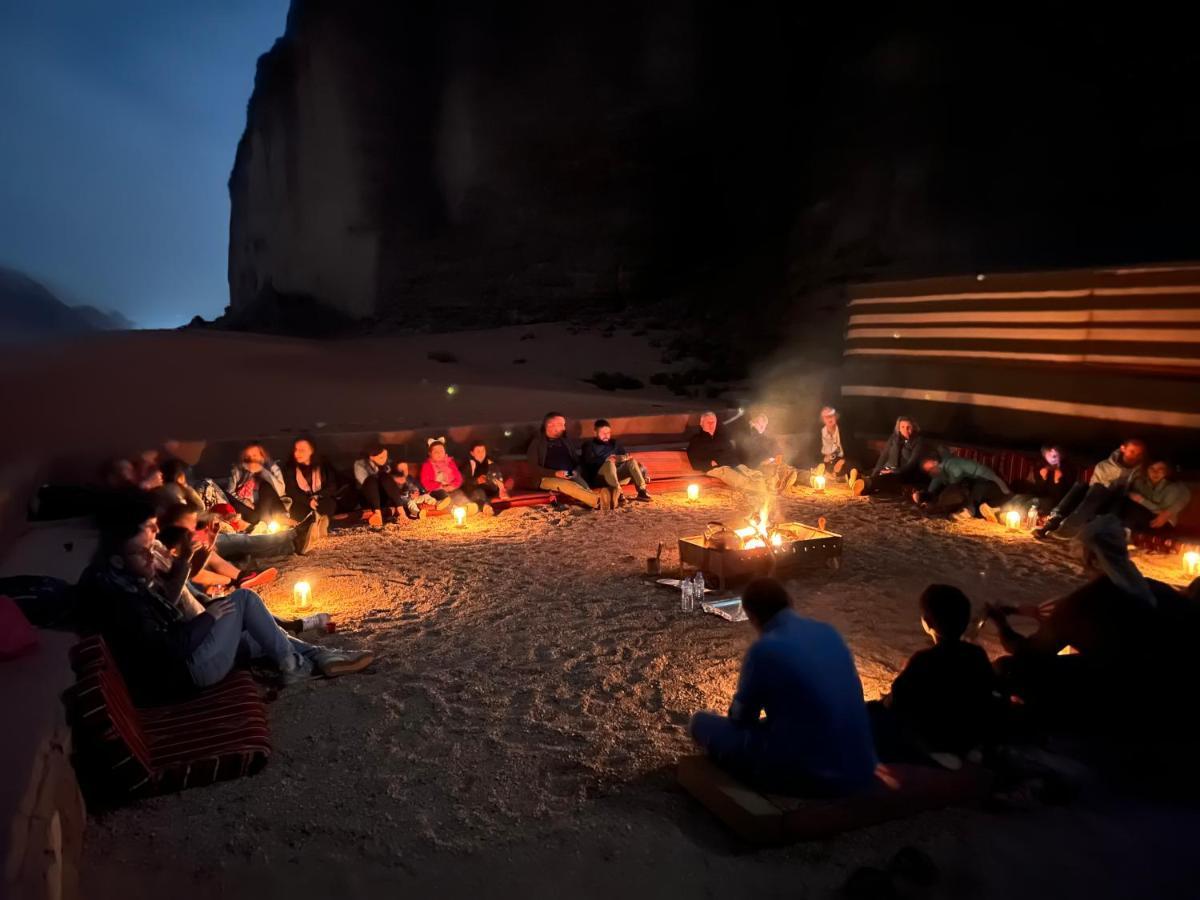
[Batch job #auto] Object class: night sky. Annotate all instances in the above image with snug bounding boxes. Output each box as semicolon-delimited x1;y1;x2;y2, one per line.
0;0;287;328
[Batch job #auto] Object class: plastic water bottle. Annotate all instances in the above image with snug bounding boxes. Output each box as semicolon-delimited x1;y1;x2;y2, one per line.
300;612;336;634
1025;502;1039;531
692;571;705;605
680;577;693;612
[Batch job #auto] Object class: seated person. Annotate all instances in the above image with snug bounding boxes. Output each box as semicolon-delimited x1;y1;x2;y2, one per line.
420;438;492;515
1035;439;1146;540
685;410;768;500
81;493;372;704
915;455;1011;520
284;437;343;552
157;502;278;593
986;515;1175;728
1023;445;1076;508
227;443;291;527
526;412;600;509
689;577;878;795
864;417;929;495
461;441;508;502
1123;459;1191;532
869;585;999;764
739;410;798;494
354;444;429;528
580;418;652;503
815;406;862;492
157;458;205;509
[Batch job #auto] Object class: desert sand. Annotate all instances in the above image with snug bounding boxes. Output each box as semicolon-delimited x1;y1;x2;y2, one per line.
78;483;1200;899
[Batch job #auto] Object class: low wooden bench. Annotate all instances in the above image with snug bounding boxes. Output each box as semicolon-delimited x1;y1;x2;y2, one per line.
677;754;992;844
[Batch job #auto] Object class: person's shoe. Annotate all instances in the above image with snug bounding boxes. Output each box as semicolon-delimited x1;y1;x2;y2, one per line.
952;508;975;522
634;489;653;502
847;467;858;488
979;503;1000;525
481;503;496;517
1033;515;1062;540
238;567;278;589
276;652;313;686
435;495;453;511
851;478;866;496
929;751;963;771
313;648;375;678
405;501;423;520
368;510;384;529
315;513;330;541
294;519;320;556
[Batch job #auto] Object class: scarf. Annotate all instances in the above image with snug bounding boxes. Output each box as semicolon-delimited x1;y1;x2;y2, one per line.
295;463;323;495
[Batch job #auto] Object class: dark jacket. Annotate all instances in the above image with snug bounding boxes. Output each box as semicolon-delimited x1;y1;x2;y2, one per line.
737;426;780;467
687;429;740;472
283;458;342;510
526;433;582;483
461;454;498;483
79;559;213;702
580;437;627;485
871;432;929;478
1024;460;1076;505
890;641;998;755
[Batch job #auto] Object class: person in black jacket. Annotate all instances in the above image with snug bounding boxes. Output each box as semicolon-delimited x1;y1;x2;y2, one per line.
461;441;508;502
869;584;1001;764
580;419;652;502
864;416;930;495
738;411;798;494
283;437;342;553
686;411;768;499
81;492;371;703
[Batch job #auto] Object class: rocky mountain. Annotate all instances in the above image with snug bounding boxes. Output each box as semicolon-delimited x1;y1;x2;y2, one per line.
0;267;132;339
227;4;1200;340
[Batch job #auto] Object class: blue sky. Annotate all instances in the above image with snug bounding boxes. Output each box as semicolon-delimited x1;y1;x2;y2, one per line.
0;0;288;328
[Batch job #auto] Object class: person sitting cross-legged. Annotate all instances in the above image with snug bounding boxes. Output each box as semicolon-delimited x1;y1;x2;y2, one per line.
354;444;429;528
1035;438;1146;540
686;410;768;501
526;412;600;509
81;492;372;705
689;577;878;795
420;438;493;516
1122;459;1191;533
915;455;1012;520
814;406;862;493
869;585;1001;767
461;441;509;502
739;410;798;494
581;418;652;504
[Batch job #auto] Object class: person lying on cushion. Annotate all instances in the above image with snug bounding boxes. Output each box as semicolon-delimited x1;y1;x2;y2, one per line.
81;492;371;703
863;416;930;495
689;577;878;795
227;443;291;527
526;412;600;509
915;455;1011;521
421;438;493;516
461;441;508;502
869;585;1000;766
685;410;768;500
1035;438;1145;540
1123;459;1191;532
580;418;652;503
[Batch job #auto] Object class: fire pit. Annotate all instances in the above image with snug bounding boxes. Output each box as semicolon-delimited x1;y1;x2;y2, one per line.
677;511;843;588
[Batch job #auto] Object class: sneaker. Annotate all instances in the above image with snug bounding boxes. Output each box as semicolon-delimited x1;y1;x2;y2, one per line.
367;510;384;529
1033;515;1062;540
929;751;963;771
851;478;866;496
313;648;375;678
979;503;1000;525
239;567;278;589
435;495;453;511
405;501;423;520
847;467;858;488
952;508;975;522
634;489;652;502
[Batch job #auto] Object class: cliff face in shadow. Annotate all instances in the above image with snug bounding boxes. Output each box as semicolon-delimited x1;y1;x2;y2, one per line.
228;4;1200;342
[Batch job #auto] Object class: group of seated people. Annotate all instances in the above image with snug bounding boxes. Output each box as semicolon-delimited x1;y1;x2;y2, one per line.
690;515;1200;795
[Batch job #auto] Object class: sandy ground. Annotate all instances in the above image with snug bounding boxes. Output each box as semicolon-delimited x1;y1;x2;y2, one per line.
78;484;1200;899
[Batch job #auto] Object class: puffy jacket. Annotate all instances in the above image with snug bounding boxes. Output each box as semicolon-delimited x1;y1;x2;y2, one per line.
228;461;288;511
1089;450;1141;491
928;456;1009;495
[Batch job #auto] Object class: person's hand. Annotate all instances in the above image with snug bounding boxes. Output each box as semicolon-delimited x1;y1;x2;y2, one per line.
554;470;569;478
1054;469;1063;483
1129;493;1145;505
206;599;235;621
1150;512;1171;529
911;490;922;504
1038;466;1049;480
476;475;487;484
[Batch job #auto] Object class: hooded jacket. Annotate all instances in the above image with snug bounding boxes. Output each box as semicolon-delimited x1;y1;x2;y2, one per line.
1089;450;1142;491
928;456;1010;495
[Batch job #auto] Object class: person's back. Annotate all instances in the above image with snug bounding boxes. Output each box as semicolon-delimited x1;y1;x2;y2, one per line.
891;640;995;754
741;609;878;790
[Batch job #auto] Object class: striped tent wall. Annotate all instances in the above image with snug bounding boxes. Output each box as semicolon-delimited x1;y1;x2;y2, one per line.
839;264;1200;465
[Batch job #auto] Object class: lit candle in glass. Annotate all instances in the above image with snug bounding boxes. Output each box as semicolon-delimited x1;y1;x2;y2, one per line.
1005;510;1022;531
687;483;700;503
453;506;467;527
812;474;826;492
293;581;311;608
1184;550;1200;577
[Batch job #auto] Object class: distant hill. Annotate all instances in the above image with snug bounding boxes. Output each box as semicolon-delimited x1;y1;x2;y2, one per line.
0;267;133;338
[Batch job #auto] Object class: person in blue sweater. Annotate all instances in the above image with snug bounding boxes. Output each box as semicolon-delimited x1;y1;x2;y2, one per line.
689;578;879;795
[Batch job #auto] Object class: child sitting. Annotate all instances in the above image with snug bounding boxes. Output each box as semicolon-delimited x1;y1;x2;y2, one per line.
870;584;1000;766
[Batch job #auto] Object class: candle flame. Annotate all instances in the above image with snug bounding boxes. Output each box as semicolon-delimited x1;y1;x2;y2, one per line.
1005;510;1022;530
812;474;826;491
687;483;700;502
1184;550;1200;575
293;581;311;608
452;506;467;526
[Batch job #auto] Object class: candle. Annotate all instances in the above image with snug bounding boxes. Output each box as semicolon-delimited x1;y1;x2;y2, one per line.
812;474;826;492
267;520;280;534
687;483;700;503
1005;510;1022;531
1184;550;1200;577
293;581;311;608
453;506;467;527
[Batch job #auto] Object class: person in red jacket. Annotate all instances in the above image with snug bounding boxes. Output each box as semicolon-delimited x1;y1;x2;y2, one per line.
420;438;493;516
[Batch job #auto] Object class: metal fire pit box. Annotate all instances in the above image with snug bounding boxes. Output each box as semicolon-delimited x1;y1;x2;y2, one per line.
677;522;843;589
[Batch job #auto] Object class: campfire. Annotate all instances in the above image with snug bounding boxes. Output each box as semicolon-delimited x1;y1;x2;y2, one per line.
677;503;843;588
